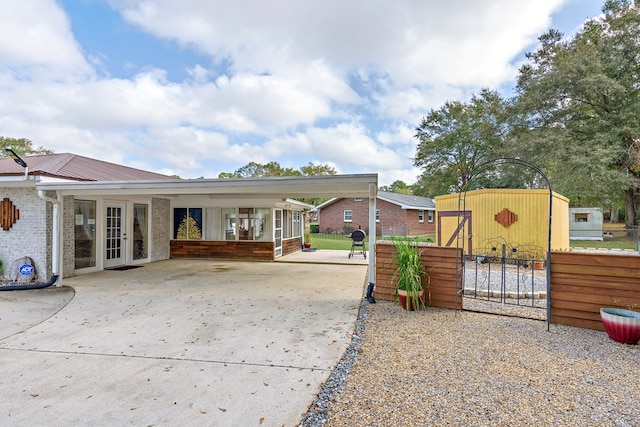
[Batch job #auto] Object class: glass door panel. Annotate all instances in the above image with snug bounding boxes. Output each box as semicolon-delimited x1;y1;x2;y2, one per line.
105;203;126;267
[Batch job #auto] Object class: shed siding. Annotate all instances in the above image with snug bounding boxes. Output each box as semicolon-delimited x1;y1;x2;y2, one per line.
436;189;569;252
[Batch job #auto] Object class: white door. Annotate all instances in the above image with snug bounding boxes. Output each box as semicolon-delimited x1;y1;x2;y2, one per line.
105;203;126;268
274;209;282;257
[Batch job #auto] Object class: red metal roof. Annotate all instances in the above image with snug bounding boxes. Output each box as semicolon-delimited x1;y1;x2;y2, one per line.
0;153;174;181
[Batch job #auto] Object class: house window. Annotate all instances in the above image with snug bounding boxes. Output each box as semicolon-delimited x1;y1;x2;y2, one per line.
418;210;424;223
574;213;589;223
376;209;380;222
133;203;148;260
344;210;353;222
74;199;96;269
174;208;203;240
175;207;272;241
428;211;434;222
354;197;362;202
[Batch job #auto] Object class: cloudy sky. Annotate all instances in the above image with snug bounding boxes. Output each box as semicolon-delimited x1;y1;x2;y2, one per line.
1;0;602;185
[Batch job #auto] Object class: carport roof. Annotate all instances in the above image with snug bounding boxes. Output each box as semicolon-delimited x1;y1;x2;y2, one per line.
36;173;378;199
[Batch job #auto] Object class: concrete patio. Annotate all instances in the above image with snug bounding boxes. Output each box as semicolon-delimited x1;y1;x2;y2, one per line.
0;257;367;426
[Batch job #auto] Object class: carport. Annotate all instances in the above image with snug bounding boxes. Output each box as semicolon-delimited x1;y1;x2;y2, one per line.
35;174;378;292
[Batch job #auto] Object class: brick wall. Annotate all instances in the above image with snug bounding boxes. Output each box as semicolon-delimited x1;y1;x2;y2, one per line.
318;198;435;237
0;187;49;282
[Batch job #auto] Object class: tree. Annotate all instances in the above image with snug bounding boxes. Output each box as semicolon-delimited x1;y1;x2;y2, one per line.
413;89;512;196
515;0;640;227
379;180;411;194
0;137;54;157
219;161;336;178
218;161;337;206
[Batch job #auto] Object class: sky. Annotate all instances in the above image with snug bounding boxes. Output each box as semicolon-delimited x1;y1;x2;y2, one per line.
0;0;604;186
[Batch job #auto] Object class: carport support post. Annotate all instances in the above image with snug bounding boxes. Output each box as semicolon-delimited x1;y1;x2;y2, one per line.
367;183;376;303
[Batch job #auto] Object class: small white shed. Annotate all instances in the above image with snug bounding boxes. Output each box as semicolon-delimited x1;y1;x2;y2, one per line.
569;207;603;241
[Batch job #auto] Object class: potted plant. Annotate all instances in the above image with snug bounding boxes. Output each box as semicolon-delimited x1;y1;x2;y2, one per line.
600;305;640;345
303;230;312;249
390;238;430;311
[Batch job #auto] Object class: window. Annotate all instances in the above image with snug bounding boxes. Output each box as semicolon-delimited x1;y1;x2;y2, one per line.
74;200;96;269
428;211;434;222
574;213;589;223
418;210;424;223
133;203;148;260
354;197;362;202
174;208;203;239
344;210;353;222
292;211;302;237
376;209;380;222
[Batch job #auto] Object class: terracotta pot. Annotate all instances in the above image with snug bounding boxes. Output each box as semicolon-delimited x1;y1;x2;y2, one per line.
600;308;640;345
304;242;311;249
397;289;424;311
533;261;545;270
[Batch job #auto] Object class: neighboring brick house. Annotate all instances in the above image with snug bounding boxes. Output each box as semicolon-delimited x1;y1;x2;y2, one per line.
315;191;436;237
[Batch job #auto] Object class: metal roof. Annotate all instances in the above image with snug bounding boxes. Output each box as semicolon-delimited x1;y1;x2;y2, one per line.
0;153;174;181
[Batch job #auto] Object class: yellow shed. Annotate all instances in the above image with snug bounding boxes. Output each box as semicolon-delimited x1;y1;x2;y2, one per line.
435;189;569;256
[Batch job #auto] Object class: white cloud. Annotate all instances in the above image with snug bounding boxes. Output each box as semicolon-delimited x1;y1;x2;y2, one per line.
0;0;580;185
0;0;91;78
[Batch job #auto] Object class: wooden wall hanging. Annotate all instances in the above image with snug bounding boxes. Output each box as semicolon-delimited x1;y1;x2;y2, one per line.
1;197;20;231
494;208;517;228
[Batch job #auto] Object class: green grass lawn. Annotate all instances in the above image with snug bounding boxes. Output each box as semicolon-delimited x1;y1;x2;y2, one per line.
309;234;434;250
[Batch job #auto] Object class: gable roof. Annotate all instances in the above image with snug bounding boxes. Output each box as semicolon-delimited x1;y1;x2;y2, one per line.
315;191;435;210
0;153;174;181
377;191;435;210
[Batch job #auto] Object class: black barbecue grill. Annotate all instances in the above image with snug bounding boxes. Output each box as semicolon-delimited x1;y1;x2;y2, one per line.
348;229;366;259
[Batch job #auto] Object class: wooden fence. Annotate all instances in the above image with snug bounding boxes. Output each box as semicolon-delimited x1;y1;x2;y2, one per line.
374;243;640;330
550;251;640;330
375;242;462;310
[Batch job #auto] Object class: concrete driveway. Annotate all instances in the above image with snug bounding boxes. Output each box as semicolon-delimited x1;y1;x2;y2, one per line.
0;258;367;426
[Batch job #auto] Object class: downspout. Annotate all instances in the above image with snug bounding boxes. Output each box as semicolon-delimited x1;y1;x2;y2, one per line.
366;183;376;303
38;190;61;287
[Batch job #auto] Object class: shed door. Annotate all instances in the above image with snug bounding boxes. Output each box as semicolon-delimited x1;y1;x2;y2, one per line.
438;210;472;255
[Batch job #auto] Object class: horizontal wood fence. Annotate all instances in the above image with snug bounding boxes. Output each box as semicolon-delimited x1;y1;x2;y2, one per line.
550;251;640;330
375;242;462;310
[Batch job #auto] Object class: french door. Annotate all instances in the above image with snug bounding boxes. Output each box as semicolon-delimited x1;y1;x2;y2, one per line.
105;203;127;268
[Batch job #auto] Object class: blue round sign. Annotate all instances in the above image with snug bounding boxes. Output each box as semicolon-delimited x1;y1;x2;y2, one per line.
19;264;34;276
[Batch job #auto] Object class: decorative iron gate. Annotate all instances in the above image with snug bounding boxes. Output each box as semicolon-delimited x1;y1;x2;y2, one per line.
463;238;547;319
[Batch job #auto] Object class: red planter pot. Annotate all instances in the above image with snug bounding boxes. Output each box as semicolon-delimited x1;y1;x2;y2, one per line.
600;308;640;345
397;289;424;311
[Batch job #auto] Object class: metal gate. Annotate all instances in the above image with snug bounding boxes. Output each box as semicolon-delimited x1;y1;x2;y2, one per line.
453;159;553;327
463;238;547;320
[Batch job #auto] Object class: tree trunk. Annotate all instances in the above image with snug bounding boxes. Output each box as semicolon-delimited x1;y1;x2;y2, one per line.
610;208;619;223
625;188;637;233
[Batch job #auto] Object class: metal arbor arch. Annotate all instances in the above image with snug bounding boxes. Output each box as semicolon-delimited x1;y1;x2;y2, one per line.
454;158;553;329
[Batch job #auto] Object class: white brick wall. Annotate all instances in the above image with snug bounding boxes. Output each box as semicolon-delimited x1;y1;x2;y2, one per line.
0;187;50;282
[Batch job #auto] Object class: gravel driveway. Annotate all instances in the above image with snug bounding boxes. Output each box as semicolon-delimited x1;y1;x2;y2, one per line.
302;301;640;427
